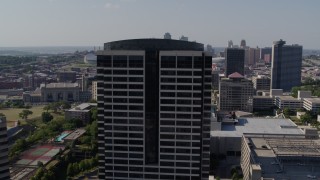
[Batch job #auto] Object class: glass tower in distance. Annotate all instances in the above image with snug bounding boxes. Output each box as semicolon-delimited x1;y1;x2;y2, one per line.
271;39;303;92
96;39;212;180
225;48;245;77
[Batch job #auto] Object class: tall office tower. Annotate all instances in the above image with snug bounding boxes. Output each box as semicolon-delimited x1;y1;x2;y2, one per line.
240;39;246;48
260;47;272;63
218;72;254;112
97;39;212;180
212;70;220;90
271;39;303;92
244;48;249;66
228;40;233;48
0;115;10;180
248;47;260;66
225;48;245;77
206;44;214;56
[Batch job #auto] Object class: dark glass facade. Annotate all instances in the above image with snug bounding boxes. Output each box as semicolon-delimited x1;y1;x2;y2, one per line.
271;40;302;92
97;39;211;180
225;48;245;77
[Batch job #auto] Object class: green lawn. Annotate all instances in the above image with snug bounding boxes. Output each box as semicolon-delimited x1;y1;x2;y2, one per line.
0;105;45;127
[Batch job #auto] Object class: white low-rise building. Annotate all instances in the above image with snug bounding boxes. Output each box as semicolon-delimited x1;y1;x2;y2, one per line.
211;117;303;156
275;95;303;110
303;98;320;113
65;103;97;124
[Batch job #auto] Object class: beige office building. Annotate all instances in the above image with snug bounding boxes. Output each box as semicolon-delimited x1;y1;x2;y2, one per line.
91;81;98;101
248;47;260;66
219;72;254;112
40;83;80;102
303;98;320;113
275;96;303;110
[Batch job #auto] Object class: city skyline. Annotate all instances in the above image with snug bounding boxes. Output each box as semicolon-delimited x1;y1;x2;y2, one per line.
0;0;319;49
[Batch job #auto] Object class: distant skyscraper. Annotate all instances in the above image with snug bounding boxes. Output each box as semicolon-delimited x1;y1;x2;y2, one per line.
225;48;245;77
271;39;303;91
244;48;249;66
207;44;214;56
260;47;272;63
179;35;188;41
97;39;211;180
248;47;260;66
0;115;10;180
212;70;220;90
163;32;171;39
228;40;233;48
240;39;246;48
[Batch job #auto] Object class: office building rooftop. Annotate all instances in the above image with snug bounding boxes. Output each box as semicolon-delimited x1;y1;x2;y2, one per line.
243;134;320;180
304;98;320;104
41;83;79;88
103;38;204;51
68;103;97;112
211;118;304;137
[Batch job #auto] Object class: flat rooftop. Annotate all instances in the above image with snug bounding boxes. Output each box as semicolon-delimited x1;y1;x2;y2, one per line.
211;118;304;137
64;129;86;141
41;83;79;88
68;103;97;112
277;95;301;101
304;98;320;104
245;135;320;180
253;96;273;99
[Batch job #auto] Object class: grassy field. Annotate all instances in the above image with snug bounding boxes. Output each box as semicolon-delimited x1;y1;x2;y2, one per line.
0;105;45;127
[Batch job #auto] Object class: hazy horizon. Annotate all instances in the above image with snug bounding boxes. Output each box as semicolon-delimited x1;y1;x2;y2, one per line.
1;0;320;49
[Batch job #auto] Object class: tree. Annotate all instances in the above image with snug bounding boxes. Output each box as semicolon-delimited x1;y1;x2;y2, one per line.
34;168;45;180
43;105;50;112
73;162;79;175
50;102;60;113
19;109;33;120
90;107;97;122
283;108;292;118
80;136;91;144
67;164;74;177
89;99;97;103
37;161;44;167
4;101;11;108
79;161;86;171
0;103;4;109
60;101;71;109
301;113;312;124
303;77;315;85
88;158;94;168
63;123;76;130
90;120;97;139
41;112;53;123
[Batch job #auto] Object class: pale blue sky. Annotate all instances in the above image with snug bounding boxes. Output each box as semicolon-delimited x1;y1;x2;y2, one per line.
0;0;319;48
